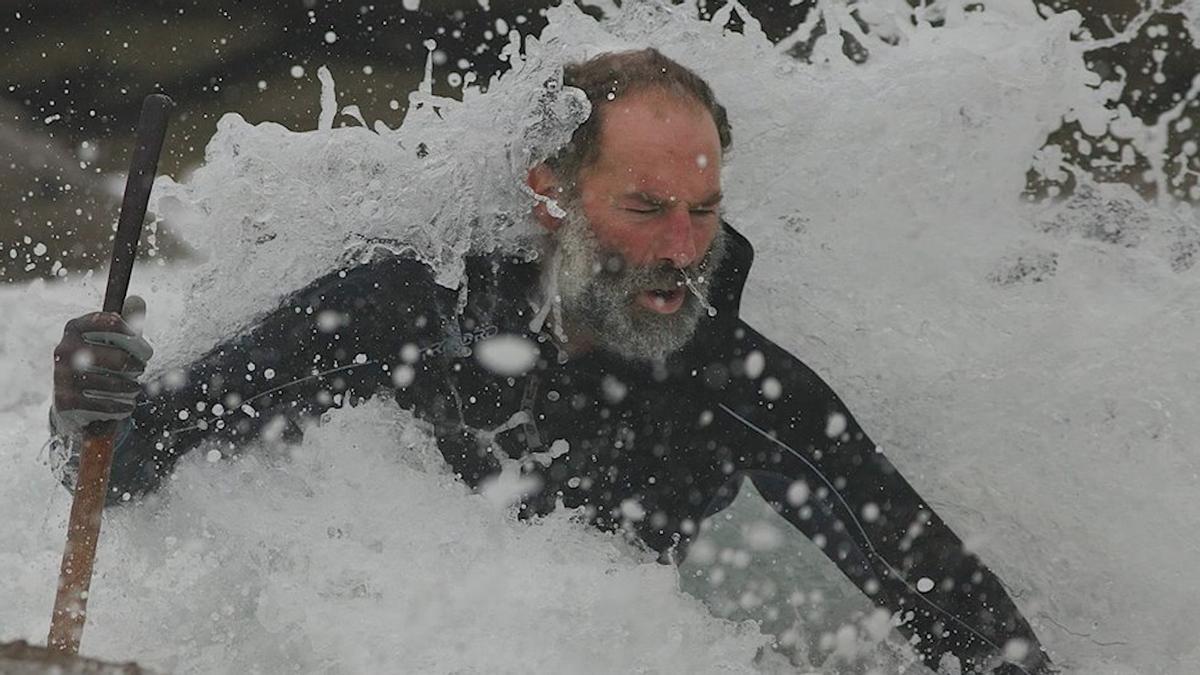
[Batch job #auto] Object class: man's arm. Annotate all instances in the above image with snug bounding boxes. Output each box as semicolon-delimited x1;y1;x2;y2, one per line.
50;253;454;503
714;322;1052;674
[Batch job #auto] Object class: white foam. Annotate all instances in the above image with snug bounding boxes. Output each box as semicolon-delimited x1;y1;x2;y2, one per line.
3;1;1199;672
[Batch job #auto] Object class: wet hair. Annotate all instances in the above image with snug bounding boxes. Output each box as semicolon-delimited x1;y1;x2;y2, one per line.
547;48;733;187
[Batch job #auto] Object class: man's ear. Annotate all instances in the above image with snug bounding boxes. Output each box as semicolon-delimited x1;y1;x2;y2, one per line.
527;163;564;232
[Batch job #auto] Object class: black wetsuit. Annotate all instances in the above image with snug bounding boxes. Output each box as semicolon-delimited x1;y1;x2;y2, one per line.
55;224;1051;673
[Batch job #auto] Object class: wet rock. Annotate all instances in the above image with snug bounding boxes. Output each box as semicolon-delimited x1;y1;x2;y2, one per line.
0;641;155;675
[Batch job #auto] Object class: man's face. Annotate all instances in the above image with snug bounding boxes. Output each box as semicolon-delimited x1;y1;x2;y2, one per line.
550;89;726;362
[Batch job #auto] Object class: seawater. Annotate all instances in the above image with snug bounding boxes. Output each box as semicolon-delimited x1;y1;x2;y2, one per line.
1;1;1198;672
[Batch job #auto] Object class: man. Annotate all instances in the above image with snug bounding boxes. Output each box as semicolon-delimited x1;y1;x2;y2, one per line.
50;49;1051;674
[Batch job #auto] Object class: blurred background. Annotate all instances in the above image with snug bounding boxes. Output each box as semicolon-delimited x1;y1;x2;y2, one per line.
2;0;1197;283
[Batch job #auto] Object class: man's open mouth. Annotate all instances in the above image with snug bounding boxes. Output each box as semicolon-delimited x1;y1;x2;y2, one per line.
636;286;687;314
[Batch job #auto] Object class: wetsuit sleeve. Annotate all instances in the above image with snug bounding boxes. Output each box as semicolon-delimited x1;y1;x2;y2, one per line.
717;322;1052;674
77;255;452;503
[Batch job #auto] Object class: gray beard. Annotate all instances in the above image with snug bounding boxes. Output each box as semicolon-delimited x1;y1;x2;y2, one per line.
550;204;728;363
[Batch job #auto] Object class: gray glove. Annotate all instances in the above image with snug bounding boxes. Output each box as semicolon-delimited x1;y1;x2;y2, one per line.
51;295;153;434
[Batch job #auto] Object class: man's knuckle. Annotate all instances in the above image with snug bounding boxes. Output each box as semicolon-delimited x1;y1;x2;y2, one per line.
102;312;127;329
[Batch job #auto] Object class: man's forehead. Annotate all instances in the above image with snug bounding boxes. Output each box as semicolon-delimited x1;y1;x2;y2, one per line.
603;162;723;207
597;91;719;147
587;91;722;195
609;165;722;204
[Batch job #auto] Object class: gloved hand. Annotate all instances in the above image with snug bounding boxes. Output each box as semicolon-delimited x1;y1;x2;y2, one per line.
51;295;153;434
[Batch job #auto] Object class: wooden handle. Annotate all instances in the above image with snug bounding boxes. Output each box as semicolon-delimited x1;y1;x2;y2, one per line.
47;430;117;654
104;93;173;315
47;93;172;656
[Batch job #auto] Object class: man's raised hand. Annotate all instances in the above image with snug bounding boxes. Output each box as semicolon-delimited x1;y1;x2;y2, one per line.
51;296;153;433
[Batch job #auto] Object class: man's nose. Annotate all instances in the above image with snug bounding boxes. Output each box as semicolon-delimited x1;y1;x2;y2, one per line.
657;207;699;269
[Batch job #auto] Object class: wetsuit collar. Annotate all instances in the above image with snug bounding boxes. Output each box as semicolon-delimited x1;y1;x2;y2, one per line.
707;221;755;320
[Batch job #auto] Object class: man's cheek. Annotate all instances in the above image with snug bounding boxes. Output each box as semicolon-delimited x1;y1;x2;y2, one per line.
594;227;652;267
695;223;720;257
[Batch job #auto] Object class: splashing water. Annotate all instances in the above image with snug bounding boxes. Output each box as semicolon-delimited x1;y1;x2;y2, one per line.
680;268;719;318
2;0;1199;673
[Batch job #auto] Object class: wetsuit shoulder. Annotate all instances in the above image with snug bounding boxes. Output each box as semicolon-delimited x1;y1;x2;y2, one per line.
101;254;455;502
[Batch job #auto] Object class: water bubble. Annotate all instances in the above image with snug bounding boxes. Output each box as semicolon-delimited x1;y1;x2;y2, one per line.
620;498;646;521
825;412;847;438
761;377;782;401
786;481;810;506
475;334;538;376
861;503;880;522
392;365;415;388
679;268;717;317
744;351;765;379
316;310;345;332
1003;639;1031;662
601;375;628;404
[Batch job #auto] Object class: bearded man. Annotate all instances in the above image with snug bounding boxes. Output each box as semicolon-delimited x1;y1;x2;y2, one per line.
49;49;1051;674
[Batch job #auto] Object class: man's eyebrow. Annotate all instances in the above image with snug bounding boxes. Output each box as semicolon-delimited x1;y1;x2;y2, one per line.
626;191;666;205
623;191;723;207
